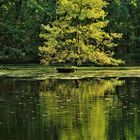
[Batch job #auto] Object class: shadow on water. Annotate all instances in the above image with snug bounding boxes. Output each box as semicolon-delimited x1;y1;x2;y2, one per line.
0;77;140;140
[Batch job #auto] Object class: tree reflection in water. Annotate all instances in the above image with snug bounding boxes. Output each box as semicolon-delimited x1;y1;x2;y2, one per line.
0;78;140;140
39;78;124;140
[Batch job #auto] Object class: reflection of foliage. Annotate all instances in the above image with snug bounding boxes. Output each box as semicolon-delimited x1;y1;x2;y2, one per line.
107;78;140;140
39;78;124;97
1;78;140;139
0;79;41;95
39;78;124;140
0;92;41;140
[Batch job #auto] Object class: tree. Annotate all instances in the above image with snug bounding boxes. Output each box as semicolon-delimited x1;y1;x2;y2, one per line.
0;0;48;63
39;0;124;66
107;0;140;65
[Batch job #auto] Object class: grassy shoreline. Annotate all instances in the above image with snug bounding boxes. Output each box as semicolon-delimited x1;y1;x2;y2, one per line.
1;64;140;80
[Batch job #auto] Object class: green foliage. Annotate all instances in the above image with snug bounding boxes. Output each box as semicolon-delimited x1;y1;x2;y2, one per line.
0;0;48;63
107;0;140;65
1;0;140;65
39;0;124;66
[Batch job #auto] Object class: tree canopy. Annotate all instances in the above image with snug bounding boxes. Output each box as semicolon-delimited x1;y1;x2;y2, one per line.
39;0;124;66
0;0;140;65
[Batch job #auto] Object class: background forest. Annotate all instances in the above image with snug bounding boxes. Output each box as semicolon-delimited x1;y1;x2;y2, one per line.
0;0;140;65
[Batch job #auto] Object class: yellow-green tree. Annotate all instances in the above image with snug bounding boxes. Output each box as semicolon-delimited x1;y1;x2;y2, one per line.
39;0;124;66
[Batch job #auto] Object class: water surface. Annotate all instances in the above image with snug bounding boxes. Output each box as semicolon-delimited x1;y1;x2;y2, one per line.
0;78;140;140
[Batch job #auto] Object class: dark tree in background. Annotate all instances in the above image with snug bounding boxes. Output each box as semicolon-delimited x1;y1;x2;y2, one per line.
0;0;140;65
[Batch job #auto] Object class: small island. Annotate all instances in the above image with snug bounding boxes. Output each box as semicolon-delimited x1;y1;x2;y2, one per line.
56;67;76;73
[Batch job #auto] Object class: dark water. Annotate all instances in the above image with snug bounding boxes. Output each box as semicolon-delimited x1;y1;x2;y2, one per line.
0;77;140;140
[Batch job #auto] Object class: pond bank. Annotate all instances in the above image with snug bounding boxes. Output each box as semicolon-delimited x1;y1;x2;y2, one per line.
1;64;140;80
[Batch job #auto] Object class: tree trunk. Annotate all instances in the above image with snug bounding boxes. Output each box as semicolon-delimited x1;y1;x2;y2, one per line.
15;0;23;24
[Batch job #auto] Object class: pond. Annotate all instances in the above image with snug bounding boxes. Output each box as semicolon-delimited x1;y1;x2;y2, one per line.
0;77;140;140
